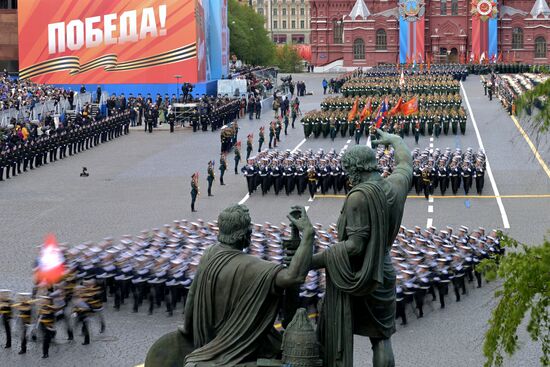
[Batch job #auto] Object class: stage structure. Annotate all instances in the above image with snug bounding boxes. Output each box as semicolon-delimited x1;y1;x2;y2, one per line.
18;0;229;96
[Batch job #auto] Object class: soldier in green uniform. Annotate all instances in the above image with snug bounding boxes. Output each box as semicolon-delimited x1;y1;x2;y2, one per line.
234;142;241;174
219;154;227;186
190;173;199;212
246;134;253;160
207;161;215;197
258;127;265;152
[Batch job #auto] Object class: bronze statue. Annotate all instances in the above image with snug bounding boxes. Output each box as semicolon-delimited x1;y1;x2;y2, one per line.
145;205;314;367
312;129;413;367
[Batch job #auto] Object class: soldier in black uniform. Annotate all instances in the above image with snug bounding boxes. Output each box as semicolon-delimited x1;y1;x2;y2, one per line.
241;159;257;195
13;293;33;354
234;142;241;174
167;108;176;133
475;159;485;195
461;161;473;195
421;166;432;200
37;295;56;358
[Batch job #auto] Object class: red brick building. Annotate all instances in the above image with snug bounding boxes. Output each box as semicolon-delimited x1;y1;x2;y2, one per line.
0;0;18;72
310;0;550;67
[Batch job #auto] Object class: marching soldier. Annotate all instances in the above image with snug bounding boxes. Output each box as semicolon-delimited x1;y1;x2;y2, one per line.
13;293;33;355
307;164;318;199
37;295;57;358
0;290;12;348
241;159;257;195
421;166;432;200
461;161;473;195
475;159;485;195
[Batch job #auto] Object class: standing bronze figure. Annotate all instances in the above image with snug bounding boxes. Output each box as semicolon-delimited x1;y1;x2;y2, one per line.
312;129;413;367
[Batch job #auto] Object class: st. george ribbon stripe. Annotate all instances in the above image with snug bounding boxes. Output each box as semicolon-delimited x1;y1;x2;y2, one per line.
20;43;196;80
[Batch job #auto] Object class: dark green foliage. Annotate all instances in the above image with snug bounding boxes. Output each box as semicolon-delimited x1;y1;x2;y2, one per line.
479;234;550;367
228;0;275;66
515;79;550;135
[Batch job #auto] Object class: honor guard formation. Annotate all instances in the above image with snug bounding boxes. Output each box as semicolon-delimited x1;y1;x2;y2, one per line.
240;146;485;198
301;65;469;143
0;219;503;359
0;111;131;181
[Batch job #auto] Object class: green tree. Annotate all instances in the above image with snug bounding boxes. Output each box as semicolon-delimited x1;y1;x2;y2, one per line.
228;0;274;66
273;44;303;73
515;78;550;135
480;235;550;367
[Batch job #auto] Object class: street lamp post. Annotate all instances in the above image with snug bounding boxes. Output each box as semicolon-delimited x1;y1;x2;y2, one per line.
174;75;182;102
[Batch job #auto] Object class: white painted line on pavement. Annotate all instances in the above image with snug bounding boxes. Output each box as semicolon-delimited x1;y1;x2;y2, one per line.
347;139;351;144
426;218;433;228
430;137;434;142
460;82;510;229
428;196;434;203
238;193;249;205
343;144;348;150
291;138;307;153
366;135;371;146
305;206;310;212
428;205;433;213
429;143;434;148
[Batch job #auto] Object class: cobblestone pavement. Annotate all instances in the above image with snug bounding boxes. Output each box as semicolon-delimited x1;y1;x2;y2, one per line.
0;73;548;367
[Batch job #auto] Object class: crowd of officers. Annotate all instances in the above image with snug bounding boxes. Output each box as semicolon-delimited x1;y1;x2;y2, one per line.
412;147;486;199
185;97;241;133
350;64;469;80
0;220;503;357
0;111;131;181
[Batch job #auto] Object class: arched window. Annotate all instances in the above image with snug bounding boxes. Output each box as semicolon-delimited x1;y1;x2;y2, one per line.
535;36;547;58
353;38;365;60
512;27;523;50
376;29;387;50
441;0;447;15
333;20;343;44
451;0;459;15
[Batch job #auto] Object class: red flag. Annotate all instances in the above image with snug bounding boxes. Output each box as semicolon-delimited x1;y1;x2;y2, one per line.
389;97;403;116
427;55;431;71
497;51;503;62
34;234;65;286
401;97;419;116
359;97;372;122
347;97;359;122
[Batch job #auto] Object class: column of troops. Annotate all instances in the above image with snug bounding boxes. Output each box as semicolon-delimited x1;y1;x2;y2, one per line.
0;221;504;357
0;111;131;181
186;98;241;133
302;73;468;141
239;145;486;198
412;147;486;198
341;74;462;98
346;64;468;81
